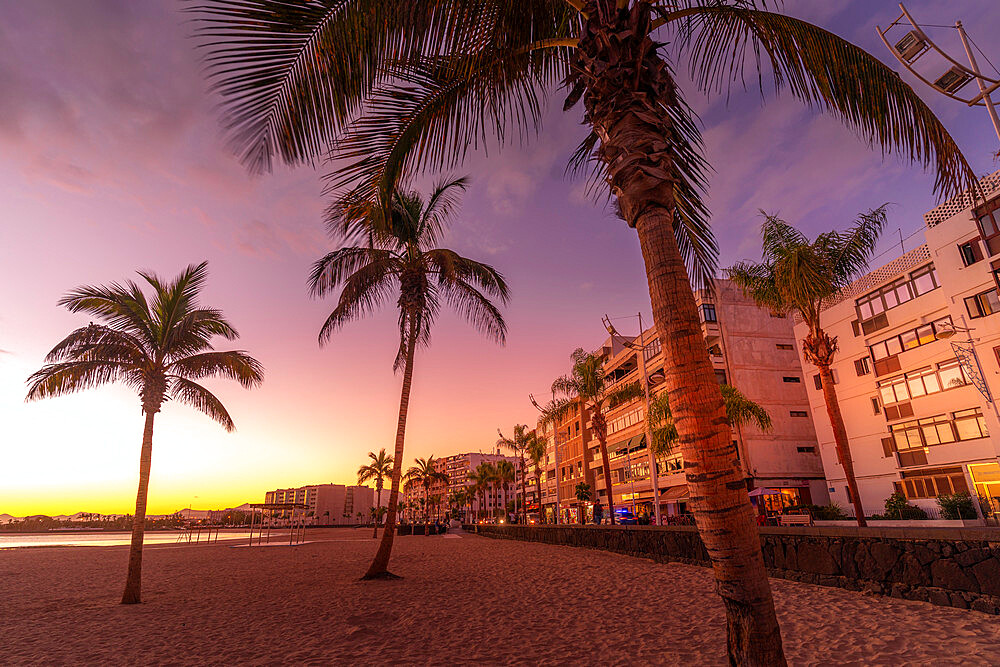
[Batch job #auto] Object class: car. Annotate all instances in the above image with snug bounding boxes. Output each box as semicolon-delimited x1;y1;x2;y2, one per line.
617;512;638;525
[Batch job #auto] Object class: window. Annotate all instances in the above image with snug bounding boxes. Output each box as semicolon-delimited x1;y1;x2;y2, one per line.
965;289;1000;319
954;408;989;440
959;240;982;266
878;376;909;405
813;374;822;390
937;359;969;391
782;376;801;383
868;316;952;360
790;411;808;418
910;264;939;296
890;408;989;450
776;343;794;351
896;467;969;500
855;265;934;319
714;369;728;384
701;303;717;322
797;446;816;453
851;320;862;336
854;357;872;376
871;397;881;415
978;209;999;237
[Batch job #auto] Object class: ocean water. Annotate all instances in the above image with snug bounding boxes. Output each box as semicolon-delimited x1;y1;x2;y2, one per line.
0;530;253;549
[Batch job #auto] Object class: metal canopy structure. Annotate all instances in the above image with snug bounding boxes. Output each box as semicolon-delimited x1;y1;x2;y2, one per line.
246;503;309;547
877;3;1000;144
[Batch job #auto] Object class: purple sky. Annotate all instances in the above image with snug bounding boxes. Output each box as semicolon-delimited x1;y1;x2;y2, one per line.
2;0;999;515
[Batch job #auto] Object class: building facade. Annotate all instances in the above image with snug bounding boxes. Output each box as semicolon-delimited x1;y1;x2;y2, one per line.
792;170;1000;519
400;452;520;522
264;484;375;525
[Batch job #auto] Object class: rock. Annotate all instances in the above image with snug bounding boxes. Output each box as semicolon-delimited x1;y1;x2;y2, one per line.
930;559;978;592
797;541;838;575
899;553;931;587
928;588;951;607
955;547;989;567
949;591;969;609
970;598;997;615
971;558;1000;597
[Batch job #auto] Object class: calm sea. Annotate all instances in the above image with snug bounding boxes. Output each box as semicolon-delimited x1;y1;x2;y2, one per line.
0;530;253;549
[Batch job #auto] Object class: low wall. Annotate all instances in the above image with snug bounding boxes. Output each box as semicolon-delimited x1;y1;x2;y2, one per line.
469;524;1000;614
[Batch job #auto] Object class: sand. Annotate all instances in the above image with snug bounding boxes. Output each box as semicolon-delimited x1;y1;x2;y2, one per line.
2;528;998;665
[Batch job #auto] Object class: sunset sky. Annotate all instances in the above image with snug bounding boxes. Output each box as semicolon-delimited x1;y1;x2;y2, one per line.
2;1;999;516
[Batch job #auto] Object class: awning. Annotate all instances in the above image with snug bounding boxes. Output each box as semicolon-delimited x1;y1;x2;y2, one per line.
627;434;646;451
748;487;782;497
660;485;689;501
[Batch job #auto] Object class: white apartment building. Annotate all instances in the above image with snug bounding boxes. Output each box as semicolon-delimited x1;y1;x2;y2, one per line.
264;484;375;525
401;452;520;521
793;170;1000;518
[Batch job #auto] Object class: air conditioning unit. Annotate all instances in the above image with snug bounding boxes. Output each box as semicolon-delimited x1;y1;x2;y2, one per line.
894;30;928;63
933;66;973;94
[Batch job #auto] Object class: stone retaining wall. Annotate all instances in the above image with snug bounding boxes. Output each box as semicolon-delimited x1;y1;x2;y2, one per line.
468;524;1000;614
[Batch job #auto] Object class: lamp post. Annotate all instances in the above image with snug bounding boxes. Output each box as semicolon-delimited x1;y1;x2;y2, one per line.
603;313;662;526
936;318;998;421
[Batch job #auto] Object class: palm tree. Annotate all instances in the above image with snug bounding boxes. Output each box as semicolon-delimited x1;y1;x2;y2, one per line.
648;384;773;455
448;488;465;522
358;449;394;538
526;431;548;524
194;2;972;658
308;178;508;579
405;456;450;530
26;262;263;604
575;482;593;524
497;425;531;523
727;209;889;527
495;460;516;522
543;349;643;525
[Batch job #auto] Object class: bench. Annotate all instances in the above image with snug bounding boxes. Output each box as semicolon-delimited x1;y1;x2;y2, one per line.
779;513;812;526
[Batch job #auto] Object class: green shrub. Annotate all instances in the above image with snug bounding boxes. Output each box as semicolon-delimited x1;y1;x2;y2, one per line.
882;492;927;520
936;492;978;520
783;503;847;520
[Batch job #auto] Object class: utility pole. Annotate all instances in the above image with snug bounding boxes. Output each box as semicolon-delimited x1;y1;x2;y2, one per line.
956;20;1000;145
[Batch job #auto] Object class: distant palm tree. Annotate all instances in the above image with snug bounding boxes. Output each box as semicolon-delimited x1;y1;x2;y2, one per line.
309;178;508;578
405;456;449;531
575;482;593;524
479;462;499;520
358;449;394;538
526;431;548;524
648;384;772;456
543;349;643;525
497;425;531;523
495;460;516;522
728;208;889;527
26;262;263;604
447;488;465;522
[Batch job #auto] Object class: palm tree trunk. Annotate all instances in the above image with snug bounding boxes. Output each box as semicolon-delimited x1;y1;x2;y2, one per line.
363;323;417;579
593;411;616;525
573;3;785;662
121;410;155;604
534;470;544;524
818;363;867;526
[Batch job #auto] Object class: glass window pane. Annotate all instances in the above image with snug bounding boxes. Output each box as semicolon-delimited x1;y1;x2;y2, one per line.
893;431;908;449
901;330;919;350
916;325;935;345
884;288;899;309
859;300;873;319
870;297;885;316
896;283;913;304
936;423;956;443
907;376;927;397
886;337;903;356
871;343;888;360
980;212;999;236
983;290;1000;316
880;386;896;405
939;365;964;389
923;372;941;394
922;425;940;445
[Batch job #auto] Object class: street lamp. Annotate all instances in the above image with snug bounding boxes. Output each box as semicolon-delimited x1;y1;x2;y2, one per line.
602;313;662;526
935;319;998;420
877;3;1000;146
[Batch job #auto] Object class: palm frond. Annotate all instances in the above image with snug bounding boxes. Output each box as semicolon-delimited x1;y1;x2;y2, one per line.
605;380;644;410
539;396;575;426
26;360;139;401
170;376;236;431
316;255;399;345
44;324;150;367
673;6;975;199
168;351;264;389
823;204;889;286
308;247;398;298
720;383;772;431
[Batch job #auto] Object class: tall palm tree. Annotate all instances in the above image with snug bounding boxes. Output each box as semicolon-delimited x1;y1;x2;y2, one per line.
543;348;643;525
728;209;889;527
405;456;449;530
25;262;263;604
526;430;548;524
472;462;498;520
495;459;516;522
497;424;531;523
466;469;485;522
194;2;972;659
309;178;508;579
448;488;465;522
358;448;394;538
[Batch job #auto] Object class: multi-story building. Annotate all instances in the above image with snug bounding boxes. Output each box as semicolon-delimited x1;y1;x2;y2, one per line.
792;170;1000;518
401;452;520;521
579;280;827;522
264;484;374;525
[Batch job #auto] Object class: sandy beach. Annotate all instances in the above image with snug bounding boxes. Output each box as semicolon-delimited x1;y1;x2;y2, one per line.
3;528;999;665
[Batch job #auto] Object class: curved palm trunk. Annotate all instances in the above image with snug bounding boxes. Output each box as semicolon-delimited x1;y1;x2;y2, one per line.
592;410;616;525
817;363;867;526
573;3;784;662
519;454;527;524
363;324;417;579
121;410;156;604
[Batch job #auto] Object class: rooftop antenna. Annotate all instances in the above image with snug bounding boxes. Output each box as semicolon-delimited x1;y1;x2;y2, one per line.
877;3;1000;145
